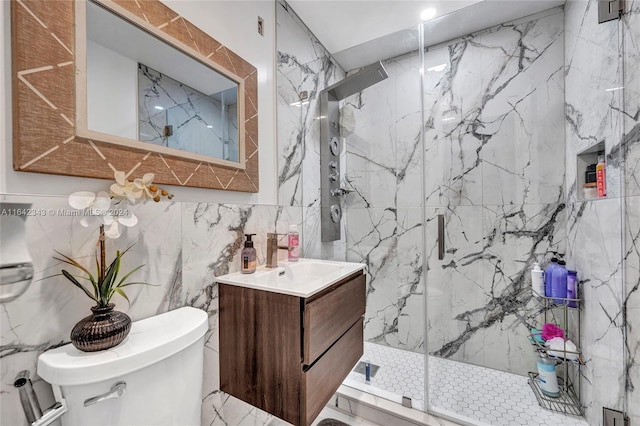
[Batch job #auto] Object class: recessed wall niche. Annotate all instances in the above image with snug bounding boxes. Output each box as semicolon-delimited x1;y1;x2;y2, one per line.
576;141;606;201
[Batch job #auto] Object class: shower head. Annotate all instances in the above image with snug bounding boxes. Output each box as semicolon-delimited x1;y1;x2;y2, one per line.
324;61;388;101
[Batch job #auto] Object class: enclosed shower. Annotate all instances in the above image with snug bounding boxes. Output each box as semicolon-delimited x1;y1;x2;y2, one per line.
276;0;639;424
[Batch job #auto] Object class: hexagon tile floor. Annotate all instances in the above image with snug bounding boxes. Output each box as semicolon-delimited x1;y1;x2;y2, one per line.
345;342;588;426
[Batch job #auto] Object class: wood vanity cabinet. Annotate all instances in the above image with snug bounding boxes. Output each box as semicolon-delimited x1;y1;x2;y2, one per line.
219;270;366;426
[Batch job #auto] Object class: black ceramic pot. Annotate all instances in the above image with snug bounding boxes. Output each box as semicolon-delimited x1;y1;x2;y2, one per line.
70;303;131;352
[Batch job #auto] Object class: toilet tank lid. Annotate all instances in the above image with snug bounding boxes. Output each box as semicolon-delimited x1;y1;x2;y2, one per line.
37;307;208;386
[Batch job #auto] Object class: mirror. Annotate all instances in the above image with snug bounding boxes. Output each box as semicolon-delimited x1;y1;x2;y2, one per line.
11;0;259;192
84;1;240;163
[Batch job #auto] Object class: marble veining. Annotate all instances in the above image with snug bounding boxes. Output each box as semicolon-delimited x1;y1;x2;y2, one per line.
138;65;238;162
276;0;348;270
564;0;636;423
0;196;303;426
343;10;567;375
276;1;345;209
426;201;566;374
622;12;640;425
423;9;565;207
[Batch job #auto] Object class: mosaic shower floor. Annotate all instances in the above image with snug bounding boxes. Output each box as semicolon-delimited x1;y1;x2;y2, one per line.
343;342;588;426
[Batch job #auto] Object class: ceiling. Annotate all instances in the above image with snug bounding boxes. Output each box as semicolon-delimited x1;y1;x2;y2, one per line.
286;0;566;71
286;0;482;54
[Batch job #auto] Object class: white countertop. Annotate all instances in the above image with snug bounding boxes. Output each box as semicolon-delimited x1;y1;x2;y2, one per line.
215;258;366;297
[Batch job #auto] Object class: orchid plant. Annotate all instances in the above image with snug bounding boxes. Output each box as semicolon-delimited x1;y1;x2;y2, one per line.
51;171;173;307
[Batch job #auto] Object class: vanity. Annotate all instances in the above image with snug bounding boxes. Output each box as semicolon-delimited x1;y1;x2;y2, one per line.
217;259;366;426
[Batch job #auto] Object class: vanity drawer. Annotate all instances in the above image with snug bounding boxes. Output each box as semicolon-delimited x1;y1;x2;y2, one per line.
302;318;363;426
303;273;365;365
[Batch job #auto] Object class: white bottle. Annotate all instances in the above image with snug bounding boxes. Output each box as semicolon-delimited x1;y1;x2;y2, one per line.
531;262;544;296
288;224;299;262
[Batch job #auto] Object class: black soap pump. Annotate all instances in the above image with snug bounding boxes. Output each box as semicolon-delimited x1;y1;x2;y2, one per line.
241;234;257;274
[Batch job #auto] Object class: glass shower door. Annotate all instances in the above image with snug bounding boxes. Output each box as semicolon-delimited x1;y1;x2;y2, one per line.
341;26;427;411
422;4;570;424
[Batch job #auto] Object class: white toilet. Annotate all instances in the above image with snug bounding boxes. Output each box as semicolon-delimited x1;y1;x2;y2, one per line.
37;307;208;426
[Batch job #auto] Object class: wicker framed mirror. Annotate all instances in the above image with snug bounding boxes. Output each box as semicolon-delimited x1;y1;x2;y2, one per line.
11;0;259;192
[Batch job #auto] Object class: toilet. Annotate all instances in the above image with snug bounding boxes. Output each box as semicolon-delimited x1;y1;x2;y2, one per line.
37;307;208;426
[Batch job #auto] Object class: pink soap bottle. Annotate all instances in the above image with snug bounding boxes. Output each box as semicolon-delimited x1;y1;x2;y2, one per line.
288;225;299;261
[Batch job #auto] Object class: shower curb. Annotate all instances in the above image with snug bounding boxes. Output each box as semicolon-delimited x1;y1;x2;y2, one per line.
334;385;466;426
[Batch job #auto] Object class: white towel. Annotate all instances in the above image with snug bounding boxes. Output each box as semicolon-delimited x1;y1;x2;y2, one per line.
545;337;579;361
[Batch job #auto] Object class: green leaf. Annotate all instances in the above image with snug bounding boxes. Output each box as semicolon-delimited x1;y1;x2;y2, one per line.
101;253;121;299
38;272;64;281
116;264;144;287
61;270;97;302
53;251;94;278
118;281;158;288
114;287;131;307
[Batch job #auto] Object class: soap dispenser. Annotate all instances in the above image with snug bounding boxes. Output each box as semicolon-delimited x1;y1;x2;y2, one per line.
241;234;257;274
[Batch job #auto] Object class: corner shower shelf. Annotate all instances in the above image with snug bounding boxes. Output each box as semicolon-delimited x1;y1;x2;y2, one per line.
527;372;584;417
528;338;585;365
527;291;585;417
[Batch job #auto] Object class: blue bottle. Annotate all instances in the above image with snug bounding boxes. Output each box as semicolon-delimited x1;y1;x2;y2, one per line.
551;260;568;304
567;270;578;308
544;257;558;297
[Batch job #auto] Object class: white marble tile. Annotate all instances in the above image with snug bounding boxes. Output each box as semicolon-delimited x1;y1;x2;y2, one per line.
565;0;623;201
203;390;286;426
479;11;565;206
424;10;565;207
393;54;423;209
344;61;398;210
480;202;566;373
277;62;304;207
566;199;626;422
346;207;399;346
0;195;182;426
623;0;640;199
276;0;345;211
424;205;485;365
275;1;330;73
396;208;424;352
624;195;640;424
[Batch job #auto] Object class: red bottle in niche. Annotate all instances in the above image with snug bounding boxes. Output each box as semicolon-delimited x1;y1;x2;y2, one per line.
596;152;606;198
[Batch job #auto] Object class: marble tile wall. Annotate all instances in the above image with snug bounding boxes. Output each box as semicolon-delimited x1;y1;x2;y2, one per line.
623;0;640;424
2;2;346;425
564;0;637;424
138;65;237;162
0;194;301;425
425;8;566;375
344;10;566;373
275;0;346;261
343;52;425;353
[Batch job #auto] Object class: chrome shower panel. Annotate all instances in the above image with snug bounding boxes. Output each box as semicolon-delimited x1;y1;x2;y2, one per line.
319;61;389;241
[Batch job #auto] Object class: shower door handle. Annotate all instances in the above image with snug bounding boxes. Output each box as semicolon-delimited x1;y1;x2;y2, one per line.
438;214;445;260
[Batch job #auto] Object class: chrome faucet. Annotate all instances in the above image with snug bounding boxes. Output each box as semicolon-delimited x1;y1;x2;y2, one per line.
266;233;291;268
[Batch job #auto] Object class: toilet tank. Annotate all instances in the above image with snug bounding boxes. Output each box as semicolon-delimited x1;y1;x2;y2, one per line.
38;307;208;426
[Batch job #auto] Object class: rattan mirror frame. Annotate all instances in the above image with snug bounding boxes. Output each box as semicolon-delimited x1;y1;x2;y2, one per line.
11;0;259;192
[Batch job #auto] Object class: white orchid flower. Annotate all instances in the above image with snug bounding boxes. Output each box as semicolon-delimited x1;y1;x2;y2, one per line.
110;171;142;204
102;210;139;239
133;173;156;200
68;190;112;227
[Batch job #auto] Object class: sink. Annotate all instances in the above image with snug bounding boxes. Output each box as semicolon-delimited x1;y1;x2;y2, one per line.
216;258;365;297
